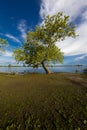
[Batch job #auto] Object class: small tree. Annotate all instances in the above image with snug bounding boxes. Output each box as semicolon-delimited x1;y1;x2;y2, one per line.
83;68;87;74
14;12;76;74
0;38;7;52
8;64;12;67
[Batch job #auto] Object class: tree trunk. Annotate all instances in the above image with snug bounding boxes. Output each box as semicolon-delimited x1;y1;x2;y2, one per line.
41;61;52;74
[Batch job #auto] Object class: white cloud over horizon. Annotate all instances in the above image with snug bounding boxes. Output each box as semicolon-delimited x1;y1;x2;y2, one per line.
0;57;16;65
40;0;87;57
75;54;87;62
1;51;13;57
0;50;15;65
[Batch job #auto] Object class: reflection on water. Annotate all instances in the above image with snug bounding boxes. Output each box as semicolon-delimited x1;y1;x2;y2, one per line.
0;65;87;73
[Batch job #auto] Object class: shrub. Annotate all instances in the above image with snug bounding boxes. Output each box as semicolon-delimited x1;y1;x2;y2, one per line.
83;68;87;74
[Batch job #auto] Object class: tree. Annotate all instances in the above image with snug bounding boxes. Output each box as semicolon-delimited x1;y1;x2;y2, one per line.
0;38;7;52
14;12;76;74
8;64;12;67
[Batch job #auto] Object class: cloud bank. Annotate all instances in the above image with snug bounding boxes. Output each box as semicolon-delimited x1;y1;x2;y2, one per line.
1;51;13;57
40;0;87;20
40;0;87;57
0;51;15;65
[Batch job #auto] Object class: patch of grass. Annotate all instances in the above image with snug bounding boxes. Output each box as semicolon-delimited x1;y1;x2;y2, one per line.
0;73;87;130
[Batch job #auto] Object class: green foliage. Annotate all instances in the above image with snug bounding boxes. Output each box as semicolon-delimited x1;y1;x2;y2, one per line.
8;64;12;67
0;38;8;52
14;12;76;72
13;49;25;63
83;68;87;74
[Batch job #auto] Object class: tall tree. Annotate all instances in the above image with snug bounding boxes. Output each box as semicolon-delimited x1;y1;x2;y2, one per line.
14;12;76;74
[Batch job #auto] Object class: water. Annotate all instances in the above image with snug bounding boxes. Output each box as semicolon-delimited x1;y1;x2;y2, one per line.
0;65;87;73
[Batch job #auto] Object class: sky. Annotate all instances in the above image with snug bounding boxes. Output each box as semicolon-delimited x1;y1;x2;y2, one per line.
0;0;87;65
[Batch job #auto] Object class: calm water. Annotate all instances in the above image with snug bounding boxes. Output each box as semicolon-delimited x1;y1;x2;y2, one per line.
0;65;87;73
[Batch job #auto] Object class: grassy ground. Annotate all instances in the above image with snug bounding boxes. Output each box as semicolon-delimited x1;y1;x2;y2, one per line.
0;73;87;130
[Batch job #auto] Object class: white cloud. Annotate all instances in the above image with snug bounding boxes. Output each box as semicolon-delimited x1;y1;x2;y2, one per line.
75;54;87;62
82;10;87;21
18;20;27;40
0;56;16;65
40;0;87;56
5;34;21;44
2;51;13;57
40;0;87;20
56;20;87;56
0;50;16;65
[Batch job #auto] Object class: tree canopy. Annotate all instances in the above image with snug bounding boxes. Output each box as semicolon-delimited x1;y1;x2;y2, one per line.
0;38;8;52
14;12;77;74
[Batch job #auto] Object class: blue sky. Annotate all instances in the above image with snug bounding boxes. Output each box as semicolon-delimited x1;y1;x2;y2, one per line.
0;0;87;65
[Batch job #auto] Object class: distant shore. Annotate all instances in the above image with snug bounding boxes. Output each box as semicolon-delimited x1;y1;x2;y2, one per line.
0;64;87;67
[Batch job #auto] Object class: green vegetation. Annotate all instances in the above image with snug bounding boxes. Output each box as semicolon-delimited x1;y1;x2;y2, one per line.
8;64;12;67
0;73;87;130
83;68;87;74
14;12;76;74
0;38;8;52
